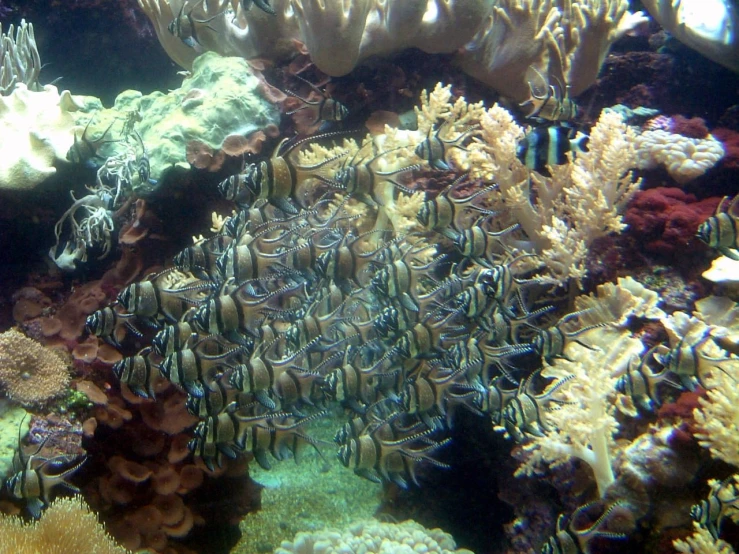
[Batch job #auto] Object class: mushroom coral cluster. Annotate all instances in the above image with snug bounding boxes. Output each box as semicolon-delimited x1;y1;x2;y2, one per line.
138;0;646;103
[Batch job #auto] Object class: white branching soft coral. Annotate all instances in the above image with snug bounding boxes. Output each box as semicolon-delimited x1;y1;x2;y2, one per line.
297;83;639;284
469;105;640;285
512;329;644;497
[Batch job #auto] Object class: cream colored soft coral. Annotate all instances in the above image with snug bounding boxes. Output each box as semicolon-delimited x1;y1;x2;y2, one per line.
513;329;644;497
139;0;645;104
636;129;725;185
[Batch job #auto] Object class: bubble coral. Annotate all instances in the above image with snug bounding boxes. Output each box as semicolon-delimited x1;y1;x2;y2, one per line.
274;519;474;554
636;128;725;185
0;328;70;405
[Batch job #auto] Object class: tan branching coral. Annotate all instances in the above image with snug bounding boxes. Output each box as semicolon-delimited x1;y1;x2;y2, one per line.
468;105;640;284
0;329;70;405
0;496;130;554
298;83;639;284
139;0;645;102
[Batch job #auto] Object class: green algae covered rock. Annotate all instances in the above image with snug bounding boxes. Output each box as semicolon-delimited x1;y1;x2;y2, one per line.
0;399;29;478
79;51;280;194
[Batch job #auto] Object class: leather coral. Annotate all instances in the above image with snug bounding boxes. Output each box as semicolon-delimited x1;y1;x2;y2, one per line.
138;0;645;103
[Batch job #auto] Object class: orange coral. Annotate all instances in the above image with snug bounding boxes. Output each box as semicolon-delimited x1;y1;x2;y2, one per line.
0;328;70;405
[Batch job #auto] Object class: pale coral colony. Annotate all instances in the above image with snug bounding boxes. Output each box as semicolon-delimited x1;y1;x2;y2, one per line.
0;1;738;554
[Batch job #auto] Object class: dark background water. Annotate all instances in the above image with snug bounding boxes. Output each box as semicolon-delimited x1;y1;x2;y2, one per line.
0;0;180;106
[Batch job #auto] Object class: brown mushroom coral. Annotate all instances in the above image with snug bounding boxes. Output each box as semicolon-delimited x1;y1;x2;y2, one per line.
139;392;198;435
152;494;185;527
162;505;194;538
72;335;99;363
126;505;163;536
11;287;52;323
55;281;107;341
150;463;181;496
109;456;153;484
177;465;204;494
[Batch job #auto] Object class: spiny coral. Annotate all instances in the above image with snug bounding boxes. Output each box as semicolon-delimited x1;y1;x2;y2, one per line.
0;328;70;406
274;519;474;554
0;496;130;554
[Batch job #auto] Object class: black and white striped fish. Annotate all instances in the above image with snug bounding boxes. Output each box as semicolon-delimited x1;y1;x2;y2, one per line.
516;125;588;175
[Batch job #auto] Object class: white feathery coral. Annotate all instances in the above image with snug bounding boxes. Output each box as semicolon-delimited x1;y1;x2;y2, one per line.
513;329;644;497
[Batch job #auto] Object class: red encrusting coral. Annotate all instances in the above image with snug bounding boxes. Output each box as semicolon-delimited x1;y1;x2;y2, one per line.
623;188;721;256
713;127;739;170
668;115;709;139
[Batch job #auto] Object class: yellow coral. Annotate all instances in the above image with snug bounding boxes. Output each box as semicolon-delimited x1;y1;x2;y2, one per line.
0;496;130;554
0;328;70;405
